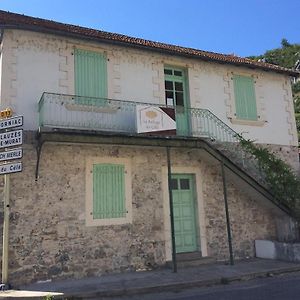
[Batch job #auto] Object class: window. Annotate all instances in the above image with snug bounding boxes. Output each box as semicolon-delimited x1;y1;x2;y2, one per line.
86;158;132;226
164;67;185;107
74;49;107;105
233;75;257;121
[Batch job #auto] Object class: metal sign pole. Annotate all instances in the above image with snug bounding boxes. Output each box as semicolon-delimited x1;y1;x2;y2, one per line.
2;173;10;285
166;147;177;273
0;111;23;288
221;160;234;265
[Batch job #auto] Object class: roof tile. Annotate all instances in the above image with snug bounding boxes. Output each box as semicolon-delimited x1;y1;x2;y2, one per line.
0;10;298;76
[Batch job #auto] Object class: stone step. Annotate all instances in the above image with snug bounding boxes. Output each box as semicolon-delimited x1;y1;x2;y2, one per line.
166;253;215;269
176;252;202;261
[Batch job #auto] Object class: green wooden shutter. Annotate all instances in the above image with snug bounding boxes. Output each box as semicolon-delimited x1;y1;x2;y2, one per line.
233;75;257;120
74;49;107;103
93;163;126;219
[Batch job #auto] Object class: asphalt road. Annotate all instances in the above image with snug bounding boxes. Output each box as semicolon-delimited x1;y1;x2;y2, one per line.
108;272;300;300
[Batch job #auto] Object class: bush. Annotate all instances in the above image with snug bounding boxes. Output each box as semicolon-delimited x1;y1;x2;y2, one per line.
239;138;300;218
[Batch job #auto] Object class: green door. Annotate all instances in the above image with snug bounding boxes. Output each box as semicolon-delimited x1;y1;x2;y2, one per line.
164;67;189;135
171;174;198;253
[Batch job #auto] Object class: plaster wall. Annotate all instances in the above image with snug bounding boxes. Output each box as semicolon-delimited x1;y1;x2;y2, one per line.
0;47;2;107
1;29;298;147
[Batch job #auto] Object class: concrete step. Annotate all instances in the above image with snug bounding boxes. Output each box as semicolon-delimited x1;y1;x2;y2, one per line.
176;252;202;261
166;252;216;269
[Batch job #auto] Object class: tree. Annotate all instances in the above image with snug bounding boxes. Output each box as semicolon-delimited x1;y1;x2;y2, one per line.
281;38;291;48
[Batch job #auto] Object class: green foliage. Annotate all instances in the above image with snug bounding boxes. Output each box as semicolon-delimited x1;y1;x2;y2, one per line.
293;81;300;95
248;38;300;69
281;38;292;48
239;138;300;218
294;92;300;141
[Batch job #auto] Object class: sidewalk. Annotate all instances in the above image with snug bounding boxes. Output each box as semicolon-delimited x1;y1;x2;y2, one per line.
1;259;300;299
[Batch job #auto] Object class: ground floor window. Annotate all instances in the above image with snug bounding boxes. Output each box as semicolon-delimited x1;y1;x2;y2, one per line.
86;157;132;226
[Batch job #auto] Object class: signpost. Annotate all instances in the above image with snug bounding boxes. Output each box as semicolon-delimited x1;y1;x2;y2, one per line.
0;110;23;288
0;129;23;149
0;116;23;130
0;148;22;162
0;162;22;175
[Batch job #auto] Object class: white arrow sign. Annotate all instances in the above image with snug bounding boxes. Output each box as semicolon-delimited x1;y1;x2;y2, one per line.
0;162;22;175
0;130;22;149
0;148;23;162
0;116;23;131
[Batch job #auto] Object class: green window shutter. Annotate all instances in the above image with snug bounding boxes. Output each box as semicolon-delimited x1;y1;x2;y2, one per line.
74;49;107;100
233;75;257;121
93;163;126;219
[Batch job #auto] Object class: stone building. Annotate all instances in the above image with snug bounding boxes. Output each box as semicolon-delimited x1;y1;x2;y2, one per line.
0;10;299;286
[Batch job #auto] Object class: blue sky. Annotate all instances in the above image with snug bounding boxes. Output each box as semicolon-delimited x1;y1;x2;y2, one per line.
0;0;299;57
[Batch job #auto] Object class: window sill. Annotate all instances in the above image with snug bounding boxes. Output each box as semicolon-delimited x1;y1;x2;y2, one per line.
86;216;132;227
229;118;266;127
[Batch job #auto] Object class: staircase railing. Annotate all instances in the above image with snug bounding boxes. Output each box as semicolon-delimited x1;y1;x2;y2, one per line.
38;92;267;185
179;107;267;186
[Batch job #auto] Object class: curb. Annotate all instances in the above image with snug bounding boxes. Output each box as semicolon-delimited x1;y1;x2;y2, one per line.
2;266;300;299
63;266;300;299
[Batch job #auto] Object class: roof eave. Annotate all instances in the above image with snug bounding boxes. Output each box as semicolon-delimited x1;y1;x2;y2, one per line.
1;24;299;77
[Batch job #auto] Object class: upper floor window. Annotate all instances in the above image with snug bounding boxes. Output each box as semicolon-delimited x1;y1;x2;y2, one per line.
74;49;107;104
233;75;257;121
164;66;190;135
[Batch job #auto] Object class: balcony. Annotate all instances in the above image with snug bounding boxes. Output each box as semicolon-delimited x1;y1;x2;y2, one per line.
36;93;295;217
38;92;239;143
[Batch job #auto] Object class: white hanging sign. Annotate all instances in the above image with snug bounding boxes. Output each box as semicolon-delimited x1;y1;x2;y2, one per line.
136;105;176;134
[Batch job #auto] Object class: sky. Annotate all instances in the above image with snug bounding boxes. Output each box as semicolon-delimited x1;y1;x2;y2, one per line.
0;0;299;57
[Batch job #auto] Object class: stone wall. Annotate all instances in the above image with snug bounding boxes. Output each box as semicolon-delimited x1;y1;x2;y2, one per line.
169;149;277;260
2;140;277;286
262;144;299;174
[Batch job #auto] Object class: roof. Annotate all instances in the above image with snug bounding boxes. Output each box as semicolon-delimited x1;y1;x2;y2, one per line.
0;10;299;77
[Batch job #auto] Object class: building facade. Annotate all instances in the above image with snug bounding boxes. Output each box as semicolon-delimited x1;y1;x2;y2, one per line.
0;11;299;286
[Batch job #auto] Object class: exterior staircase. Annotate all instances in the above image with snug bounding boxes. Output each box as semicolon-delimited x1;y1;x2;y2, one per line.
38;93;297;217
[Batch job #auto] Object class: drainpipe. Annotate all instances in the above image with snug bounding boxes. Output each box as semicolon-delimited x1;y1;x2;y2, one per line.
221;160;234;265
166;147;177;272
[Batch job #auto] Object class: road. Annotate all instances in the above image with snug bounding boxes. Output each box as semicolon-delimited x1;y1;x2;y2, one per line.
108;272;300;300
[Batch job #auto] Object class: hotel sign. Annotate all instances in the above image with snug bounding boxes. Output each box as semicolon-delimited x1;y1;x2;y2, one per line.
136;105;176;135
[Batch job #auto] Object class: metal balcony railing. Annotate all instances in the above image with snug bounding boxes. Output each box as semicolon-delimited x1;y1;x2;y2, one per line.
38;92;239;142
37;92;300;213
38;92;267;186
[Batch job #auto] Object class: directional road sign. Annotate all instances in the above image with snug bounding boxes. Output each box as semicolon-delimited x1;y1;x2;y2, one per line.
0;148;22;162
0;162;22;175
0;129;22;149
0;116;23;130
